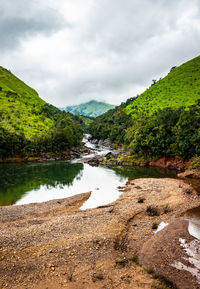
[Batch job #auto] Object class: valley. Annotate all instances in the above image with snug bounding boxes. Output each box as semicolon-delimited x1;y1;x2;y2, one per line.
0;55;200;289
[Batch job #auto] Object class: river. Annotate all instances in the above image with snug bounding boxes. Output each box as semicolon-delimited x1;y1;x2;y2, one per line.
0;135;177;209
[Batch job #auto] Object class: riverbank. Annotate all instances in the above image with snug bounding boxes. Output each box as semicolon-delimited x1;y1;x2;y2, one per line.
0;178;199;289
0;146;90;164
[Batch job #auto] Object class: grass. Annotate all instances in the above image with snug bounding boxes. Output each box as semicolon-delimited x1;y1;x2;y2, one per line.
125;55;200;118
0;66;82;144
0;66;53;138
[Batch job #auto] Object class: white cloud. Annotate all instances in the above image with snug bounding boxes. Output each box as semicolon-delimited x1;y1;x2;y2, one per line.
1;0;200;107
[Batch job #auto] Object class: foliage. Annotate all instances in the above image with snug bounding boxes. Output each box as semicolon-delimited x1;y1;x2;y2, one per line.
0;67;83;158
72;114;94;132
125;55;200;117
62;100;115;117
89;55;200;160
128;103;200;159
189;156;200;170
88;106;133;144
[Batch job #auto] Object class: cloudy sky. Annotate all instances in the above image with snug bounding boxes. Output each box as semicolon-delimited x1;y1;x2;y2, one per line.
1;0;200;107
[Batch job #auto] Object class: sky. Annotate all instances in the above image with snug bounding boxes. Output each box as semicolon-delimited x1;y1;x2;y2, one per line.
1;0;200;107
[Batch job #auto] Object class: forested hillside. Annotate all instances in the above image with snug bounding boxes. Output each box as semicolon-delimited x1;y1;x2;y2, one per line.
62;100;115;117
0;67;82;159
89;56;200;159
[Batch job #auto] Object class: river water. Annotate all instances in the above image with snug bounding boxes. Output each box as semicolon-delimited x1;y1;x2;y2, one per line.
0;135;177;209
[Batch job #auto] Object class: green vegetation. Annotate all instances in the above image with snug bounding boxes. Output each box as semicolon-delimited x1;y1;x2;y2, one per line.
115;257;128;265
89;56;200;160
0;67;83;159
62;100;115;117
72;114;94;132
189;156;200;170
127;104;200;159
130;255;139;264
125;56;200;117
89;105;133;144
152;222;158;230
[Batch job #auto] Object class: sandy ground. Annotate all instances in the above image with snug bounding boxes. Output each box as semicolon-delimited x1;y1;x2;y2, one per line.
0;178;199;289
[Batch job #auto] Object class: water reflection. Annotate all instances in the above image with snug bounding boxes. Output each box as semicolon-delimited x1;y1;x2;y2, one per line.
0;161;83;206
0;161;177;208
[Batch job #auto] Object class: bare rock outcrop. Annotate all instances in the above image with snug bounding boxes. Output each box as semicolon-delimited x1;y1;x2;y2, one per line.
0;178;199;289
139;219;200;289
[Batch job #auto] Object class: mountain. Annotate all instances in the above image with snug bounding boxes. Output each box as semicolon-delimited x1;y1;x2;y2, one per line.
0;67;82;159
61;100;115;117
89;56;200;159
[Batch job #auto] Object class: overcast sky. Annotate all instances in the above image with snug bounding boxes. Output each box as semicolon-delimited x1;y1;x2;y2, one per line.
1;0;200;107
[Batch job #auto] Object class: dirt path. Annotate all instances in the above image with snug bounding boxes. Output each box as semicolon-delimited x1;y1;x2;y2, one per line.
0;178;199;289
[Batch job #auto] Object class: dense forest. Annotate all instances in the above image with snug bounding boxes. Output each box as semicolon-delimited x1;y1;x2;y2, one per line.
0;67;83;159
89;56;200;160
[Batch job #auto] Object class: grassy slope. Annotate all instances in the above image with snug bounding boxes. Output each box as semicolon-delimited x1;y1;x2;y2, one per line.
0;67;64;139
64;100;115;117
125;55;200;117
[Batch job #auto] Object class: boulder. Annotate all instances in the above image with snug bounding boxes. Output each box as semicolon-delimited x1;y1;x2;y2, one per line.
139;219;200;289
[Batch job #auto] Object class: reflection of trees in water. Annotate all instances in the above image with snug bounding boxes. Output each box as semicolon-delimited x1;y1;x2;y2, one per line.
105;165;177;180
0;161;83;206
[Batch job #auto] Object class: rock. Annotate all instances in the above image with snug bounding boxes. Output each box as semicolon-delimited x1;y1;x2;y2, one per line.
178;169;200;179
90;139;98;144
1;178;199;289
117;159;122;166
98;140;104;146
70;149;81;158
139;219;200;289
105;152;113;159
103;139;111;146
88;156;100;165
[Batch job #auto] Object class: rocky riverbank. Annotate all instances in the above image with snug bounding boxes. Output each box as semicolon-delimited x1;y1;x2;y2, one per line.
0;146;91;164
0;178;200;289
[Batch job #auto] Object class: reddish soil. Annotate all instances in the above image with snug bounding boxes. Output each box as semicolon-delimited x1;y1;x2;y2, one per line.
149;156;191;171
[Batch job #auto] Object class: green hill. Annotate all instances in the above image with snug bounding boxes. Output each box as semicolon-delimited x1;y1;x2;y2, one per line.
0;67;82;159
62;100;115;117
89;56;200;159
125;56;200;117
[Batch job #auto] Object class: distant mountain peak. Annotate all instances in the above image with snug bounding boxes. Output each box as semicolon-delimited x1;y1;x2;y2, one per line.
61;100;115;117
